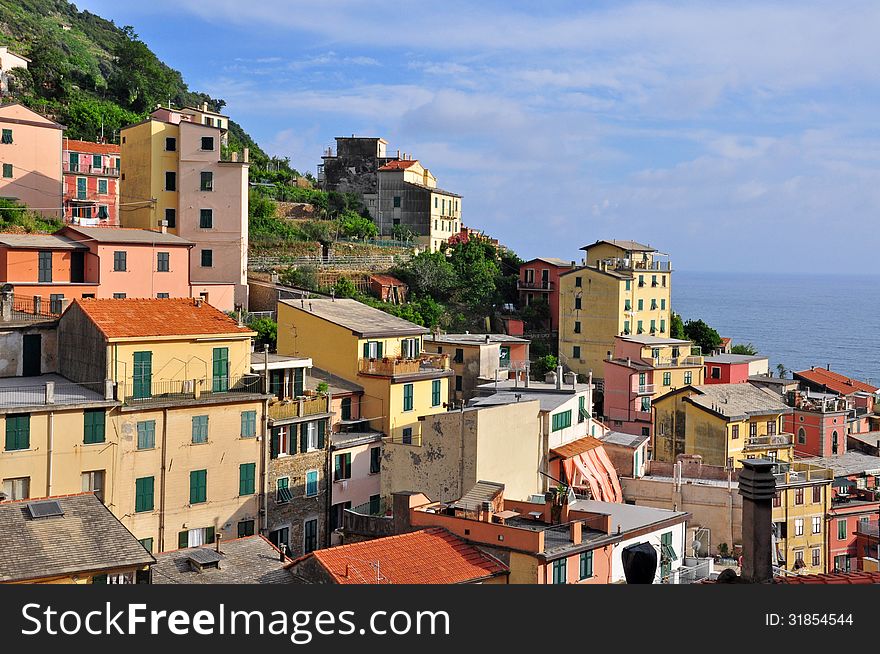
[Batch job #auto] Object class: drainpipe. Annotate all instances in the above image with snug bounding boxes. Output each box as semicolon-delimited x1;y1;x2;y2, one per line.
46;412;54;496
159;407;169;552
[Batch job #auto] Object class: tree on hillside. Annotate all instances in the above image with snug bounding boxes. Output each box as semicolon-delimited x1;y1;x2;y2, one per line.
683;319;723;353
447;238;499;309
337;210;378;240
27;35;68;99
392;251;456;301
670;312;686;340
108;26;182;113
730;343;758;355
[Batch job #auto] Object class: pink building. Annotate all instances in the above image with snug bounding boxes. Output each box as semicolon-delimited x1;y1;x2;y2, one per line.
0;225;235;311
518;257;575;332
0;103;63;218
785;390;850;458
704;354;769;384
62;139;120;226
602;334;704;439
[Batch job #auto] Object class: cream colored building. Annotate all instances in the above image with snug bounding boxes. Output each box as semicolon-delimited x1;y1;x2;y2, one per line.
559;239;672;379
0;47;29;96
120;106;249;308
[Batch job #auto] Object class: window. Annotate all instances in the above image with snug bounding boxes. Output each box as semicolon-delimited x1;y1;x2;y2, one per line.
625;299;632;311
38;251;52;282
623;321;630;335
135;477;154;513
650;319;656;333
661;298;666;310
269;526;289;550
241;410;257;437
239;463;256;495
812;516;821;534
767;420;776;435
201;249;213;267
363;340;383;359
340;396;352;420
794;518;804;536
301;420;324;452
190;469;207;504
98;178;108;195
838;519;847;540
797;427;806;445
165;171;176;191
83;410;105;444
137;420;155;449
157;251;170;272
579;551;593;580
2;162;12;178
164;208;176;228
401;337;420;359
651;299;657;310
573;346;581;359
97;205;109;220
2;477;29;500
113;250;127;271
238;520;255;538
574;297;582;310
573;321;581;334
276;477;292;503
625;279;631;291
812;485;822;503
663;372;671;386
552;559;566;584
455;375;463;391
179;527;214;549
304;518;318;554
637;299;644;311
112;293;126;299
652;275;658;287
431;379;441;407
551;410;572;432
575;276;582;287
639;372;646;386
794;488;804;505
454;348;464;363
811;548;821;567
139;538;154;553
49;293;64;314
212;347;229;392
200;171;213;191
201;136;215;151
640;396;650;412
1;128;12;144
637;320;643;334
334;453;352;481
370;446;381;474
192;415;209;443
403;383;414;411
660;319;666;333
165;137;177;151
305;470;319;497
684;371;692;384
711;366;721;379
749;422;757;438
199;208;213;228
5;414;30;451
402;427;413;445
393;195;401;208
638;275;645;287
773;492;781;508
81;470;105;502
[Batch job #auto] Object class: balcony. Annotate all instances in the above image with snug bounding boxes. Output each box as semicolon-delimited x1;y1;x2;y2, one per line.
744;433;793;450
63;162;119;176
119;374;263;406
358;353;450;378
598;257;671;273
636;384;655;395
0;294;63;323
268;395;329;421
653;356;704;368
517;279;554;291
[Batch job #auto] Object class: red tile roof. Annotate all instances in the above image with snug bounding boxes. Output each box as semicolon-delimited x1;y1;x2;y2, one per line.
300;528;508;584
378;160;419;171
794;367;878;395
778;571;880;584
369;274;406;287
70;298;255;339
64;139;120;155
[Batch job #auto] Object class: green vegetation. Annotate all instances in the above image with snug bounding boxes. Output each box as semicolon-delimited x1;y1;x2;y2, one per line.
532;355;559;380
730;343;758;355
0;198;63;233
670;312;686;340
683;319;723;354
248;317;278;350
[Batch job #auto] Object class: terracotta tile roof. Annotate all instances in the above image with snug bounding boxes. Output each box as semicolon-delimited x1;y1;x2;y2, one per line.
70;298;255;339
301;528;508;584
369;274;406;287
794;367;878;395
378;159;419;171
550;436;604;459
777;571;880;584
64;139;120;155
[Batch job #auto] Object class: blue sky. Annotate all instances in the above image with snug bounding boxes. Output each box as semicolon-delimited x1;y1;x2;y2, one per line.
77;1;880;272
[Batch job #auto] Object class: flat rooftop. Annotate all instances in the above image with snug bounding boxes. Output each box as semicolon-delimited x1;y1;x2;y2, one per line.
570;499;690;533
705;354;769;364
0;373;113;412
152;536;293;584
424;333;530;346
619;334;692;346
280;298;427;338
250;352;312;370
798;451;880;477
600;430;650;449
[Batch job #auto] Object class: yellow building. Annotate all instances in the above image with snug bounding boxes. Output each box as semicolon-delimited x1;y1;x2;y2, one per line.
0;493;155;584
772;462;833;575
276;298;452;443
16;297;271;553
558;239;672;378
120;105;249;308
653;383;794;468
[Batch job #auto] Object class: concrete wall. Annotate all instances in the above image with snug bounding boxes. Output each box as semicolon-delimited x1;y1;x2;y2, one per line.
0;324;58;377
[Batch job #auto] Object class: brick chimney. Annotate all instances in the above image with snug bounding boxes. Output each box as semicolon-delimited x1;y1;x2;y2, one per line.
738;459;777;583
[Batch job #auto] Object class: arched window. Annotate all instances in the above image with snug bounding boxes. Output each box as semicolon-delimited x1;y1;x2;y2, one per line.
797;427;806;445
832;430;839;455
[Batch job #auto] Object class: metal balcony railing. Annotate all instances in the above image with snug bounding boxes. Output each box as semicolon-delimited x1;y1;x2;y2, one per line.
120;374;262;405
64;162;119;176
636;384;655;395
745;433;793;450
517;279;554;291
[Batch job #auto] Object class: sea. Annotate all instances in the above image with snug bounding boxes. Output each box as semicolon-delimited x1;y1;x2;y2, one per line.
672;271;880;385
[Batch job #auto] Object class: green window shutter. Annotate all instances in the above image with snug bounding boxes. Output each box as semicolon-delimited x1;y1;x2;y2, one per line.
341;397;352;420
212;347;229;392
377;342;384;358
317;420;326;449
132;351;152;399
83;410;105;444
5;415;30;451
299;423;307;453
135;477;154;513
293;368;304;396
239;463;255;495
432;379;441;406
270;427;280;458
363;342;369;358
190;470;207;504
403;383;414;411
178;531;189;549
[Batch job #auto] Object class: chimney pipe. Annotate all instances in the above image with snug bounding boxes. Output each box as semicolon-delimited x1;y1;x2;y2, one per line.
279;543;287;562
556;365;563;390
738;459;777;583
215;532;222;553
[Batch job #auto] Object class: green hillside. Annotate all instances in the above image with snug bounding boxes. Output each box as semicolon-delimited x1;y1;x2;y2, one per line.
0;0;265;160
